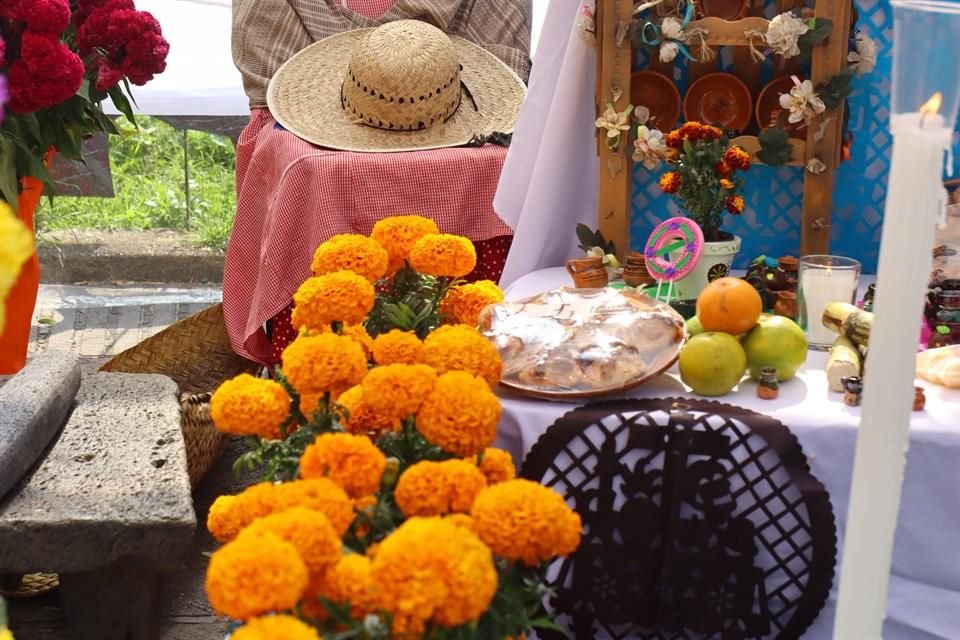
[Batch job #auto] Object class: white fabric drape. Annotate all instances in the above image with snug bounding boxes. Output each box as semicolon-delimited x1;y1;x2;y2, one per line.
495;0;600;287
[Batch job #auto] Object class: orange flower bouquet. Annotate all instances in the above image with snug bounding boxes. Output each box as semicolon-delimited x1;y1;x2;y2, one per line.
205;216;579;639
659;122;751;242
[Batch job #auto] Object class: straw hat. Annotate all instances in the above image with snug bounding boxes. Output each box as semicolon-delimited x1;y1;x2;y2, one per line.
267;20;527;153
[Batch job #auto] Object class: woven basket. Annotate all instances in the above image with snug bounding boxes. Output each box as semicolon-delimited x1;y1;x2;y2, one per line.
100;303;261;489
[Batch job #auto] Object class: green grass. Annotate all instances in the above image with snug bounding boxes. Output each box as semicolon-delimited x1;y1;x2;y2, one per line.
35;116;236;252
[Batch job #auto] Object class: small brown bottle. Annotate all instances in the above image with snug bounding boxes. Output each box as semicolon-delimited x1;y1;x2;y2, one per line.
757;367;779;400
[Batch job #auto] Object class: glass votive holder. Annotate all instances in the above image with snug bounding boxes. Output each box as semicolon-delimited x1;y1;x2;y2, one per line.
797;255;862;349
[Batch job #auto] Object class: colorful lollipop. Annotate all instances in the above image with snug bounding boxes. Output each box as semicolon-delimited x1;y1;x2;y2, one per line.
643;217;705;302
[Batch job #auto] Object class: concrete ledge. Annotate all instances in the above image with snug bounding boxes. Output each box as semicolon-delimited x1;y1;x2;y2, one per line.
0;372;196;574
0;351;81;501
38;230;224;285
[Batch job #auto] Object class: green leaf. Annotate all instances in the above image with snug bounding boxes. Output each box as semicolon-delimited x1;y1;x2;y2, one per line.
0;135;19;209
575;223;596;252
816;68;854;110
797;17;833;63
108;86;137;126
756;126;793;166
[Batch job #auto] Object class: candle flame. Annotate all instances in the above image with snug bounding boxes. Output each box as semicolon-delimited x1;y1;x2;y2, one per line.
921;92;943;115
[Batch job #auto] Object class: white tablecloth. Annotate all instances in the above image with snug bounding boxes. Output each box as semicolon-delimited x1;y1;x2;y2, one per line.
492;267;960;639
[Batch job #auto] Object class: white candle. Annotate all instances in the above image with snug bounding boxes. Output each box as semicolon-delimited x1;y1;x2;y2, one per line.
833;94;951;637
799;263;860;347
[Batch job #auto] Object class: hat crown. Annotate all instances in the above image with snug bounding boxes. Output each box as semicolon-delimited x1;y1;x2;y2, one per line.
342;20;462;131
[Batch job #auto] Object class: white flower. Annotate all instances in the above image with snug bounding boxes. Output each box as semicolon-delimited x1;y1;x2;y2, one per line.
848;32;877;75
658;17;684;62
779;76;825;125
659;41;680;63
586;247;620;269
765;12;809;58
634;105;651;125
661;17;684;40
595;105;632;142
632;125;668;170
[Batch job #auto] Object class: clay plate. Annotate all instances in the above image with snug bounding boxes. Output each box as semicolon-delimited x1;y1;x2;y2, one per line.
756;75;808;137
699;0;749;20
631;70;682;131
684;72;753;132
479;287;687;401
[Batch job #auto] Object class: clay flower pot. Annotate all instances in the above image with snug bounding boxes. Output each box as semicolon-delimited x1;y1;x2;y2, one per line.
566;256;609;288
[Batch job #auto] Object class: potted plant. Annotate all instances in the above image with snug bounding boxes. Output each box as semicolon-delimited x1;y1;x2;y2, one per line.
0;0;169;373
659;122;751;298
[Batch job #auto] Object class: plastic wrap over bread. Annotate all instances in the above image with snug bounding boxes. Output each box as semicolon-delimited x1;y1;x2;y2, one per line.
478;287;687;399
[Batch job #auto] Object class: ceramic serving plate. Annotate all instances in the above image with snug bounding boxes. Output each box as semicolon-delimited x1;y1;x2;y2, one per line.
684;72;753;132
631;70;682;131
478;287;687;400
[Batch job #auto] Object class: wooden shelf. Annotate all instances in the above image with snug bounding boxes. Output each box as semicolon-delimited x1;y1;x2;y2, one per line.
729;135;807;166
687;17;769;47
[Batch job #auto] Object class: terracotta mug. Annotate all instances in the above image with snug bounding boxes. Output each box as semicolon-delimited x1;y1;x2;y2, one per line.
623;253;655;288
774;290;798;321
566;256;609;288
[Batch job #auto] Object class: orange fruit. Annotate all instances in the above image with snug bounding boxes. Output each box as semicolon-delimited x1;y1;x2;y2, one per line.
695;277;763;335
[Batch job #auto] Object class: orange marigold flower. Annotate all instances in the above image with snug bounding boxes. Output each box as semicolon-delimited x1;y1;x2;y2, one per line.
273;478;356;536
408;234;477;278
439;280;504;326
445;513;475;531
291;271;375;330
231;615;321;640
477;447;516;485
311;553;379;619
371;329;425;365
372;517;497;629
300;433;386;498
338;323;374;360
207;479;355;542
394;459;488;517
241;506;342;577
361;363;438;419
281;333;368;396
371;215;440;275
715;161;732;178
205;531;308;620
210;374;289;440
702;124;723;140
659;171;681;194
723;145;751;171
416;371;501;457
720;178;735;191
422;324;502;388
207;495;244;543
726;194;746;214
311;234;389;283
678;122;702;141
665;130;683;148
336;384;402;437
471;479;583;566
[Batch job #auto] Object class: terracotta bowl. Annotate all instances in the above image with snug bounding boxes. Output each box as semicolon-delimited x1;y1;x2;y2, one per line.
631;70;683;131
756;75;808;138
698;0;749;21
683;72;753;132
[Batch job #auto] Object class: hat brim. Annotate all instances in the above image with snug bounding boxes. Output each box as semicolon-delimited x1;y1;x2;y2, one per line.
267;29;527;153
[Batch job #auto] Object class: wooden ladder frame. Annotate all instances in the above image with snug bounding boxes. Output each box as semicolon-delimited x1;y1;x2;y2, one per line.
595;0;854;259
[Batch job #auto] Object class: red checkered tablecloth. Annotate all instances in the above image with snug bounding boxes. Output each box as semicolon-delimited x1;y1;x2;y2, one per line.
223;109;514;364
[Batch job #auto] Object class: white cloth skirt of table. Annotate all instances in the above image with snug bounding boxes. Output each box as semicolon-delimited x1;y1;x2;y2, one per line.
492;268;960;639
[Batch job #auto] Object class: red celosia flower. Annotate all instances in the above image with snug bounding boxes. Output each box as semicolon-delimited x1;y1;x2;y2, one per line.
24;0;72;35
74;0;134;27
77;6;169;87
6;33;84;114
